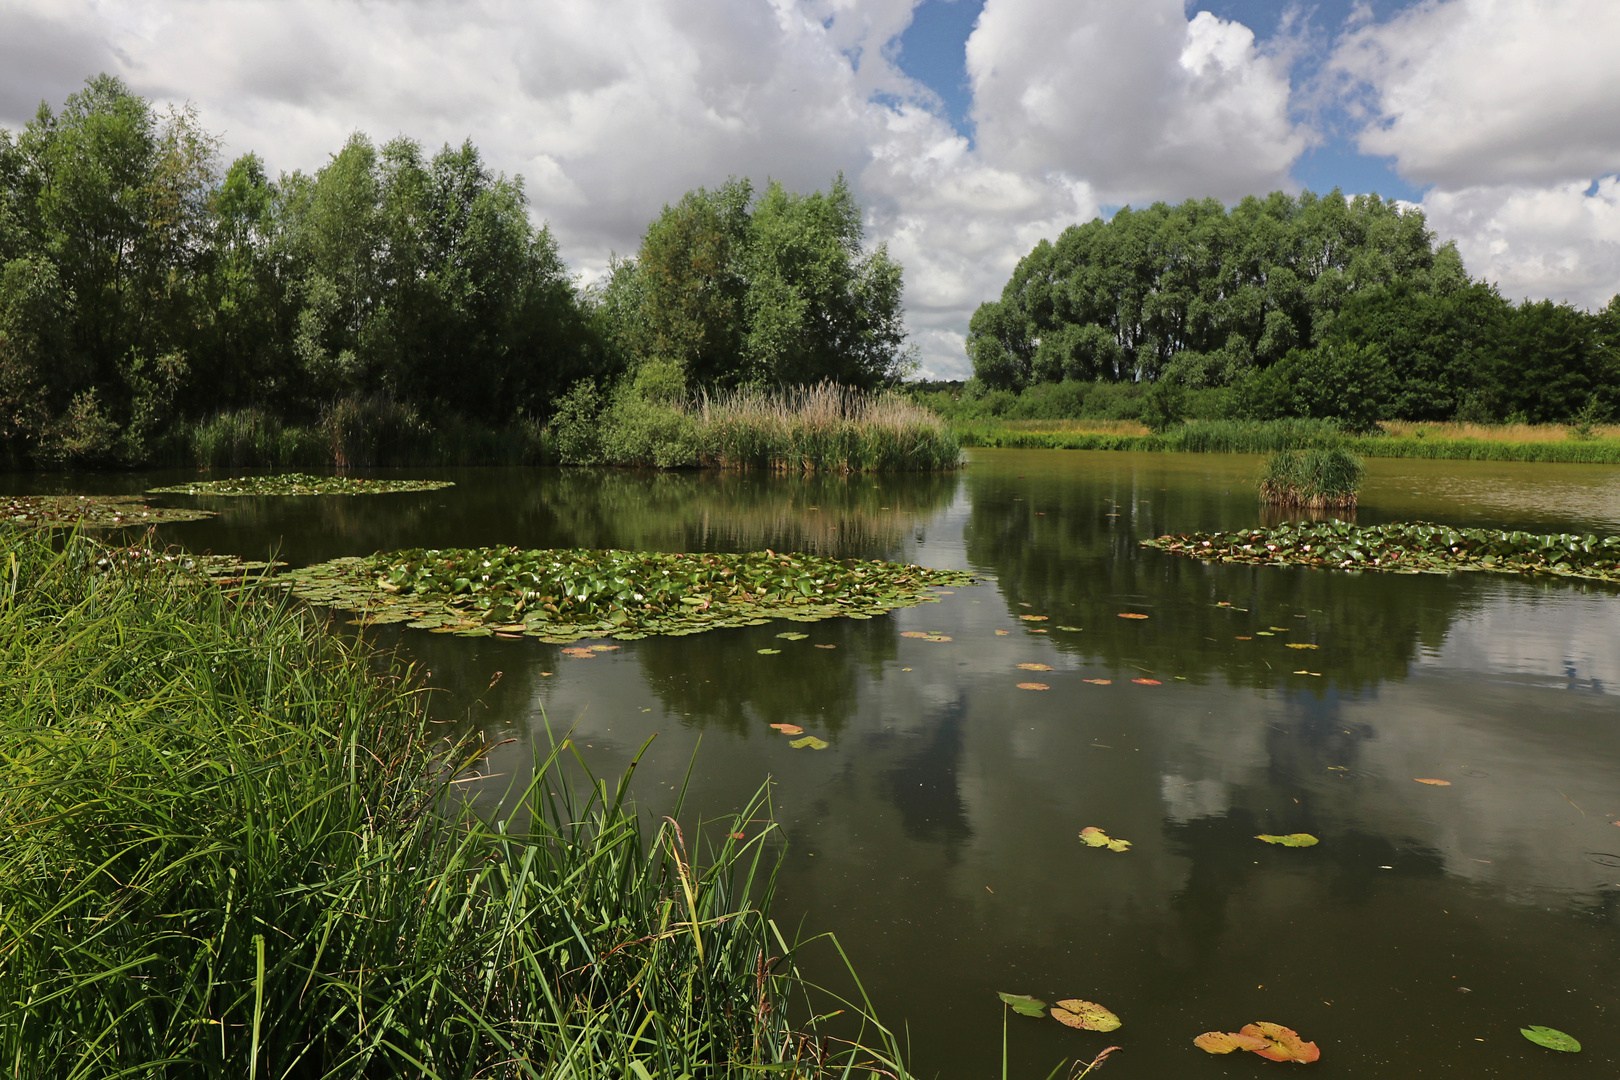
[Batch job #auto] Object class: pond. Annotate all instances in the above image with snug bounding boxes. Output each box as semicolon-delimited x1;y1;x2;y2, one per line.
19;449;1620;1077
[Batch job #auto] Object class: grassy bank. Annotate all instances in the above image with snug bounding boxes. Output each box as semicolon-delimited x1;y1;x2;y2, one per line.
0;529;906;1078
954;418;1620;464
557;382;960;472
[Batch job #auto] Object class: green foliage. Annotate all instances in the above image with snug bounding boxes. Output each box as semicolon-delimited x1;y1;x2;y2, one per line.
966;186;1618;427
1257;447;1365;509
0;528;913;1078
600;175;910;392
0;76;596;467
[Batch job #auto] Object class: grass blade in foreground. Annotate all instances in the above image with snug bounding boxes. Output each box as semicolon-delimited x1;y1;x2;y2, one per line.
0;527;911;1078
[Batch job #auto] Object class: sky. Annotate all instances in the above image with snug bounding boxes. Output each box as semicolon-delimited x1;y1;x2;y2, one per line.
3;0;1618;379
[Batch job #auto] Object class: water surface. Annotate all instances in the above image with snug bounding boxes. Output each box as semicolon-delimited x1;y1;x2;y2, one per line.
15;450;1620;1077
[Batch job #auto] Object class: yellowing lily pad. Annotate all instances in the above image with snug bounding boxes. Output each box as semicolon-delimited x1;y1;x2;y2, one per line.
1256;833;1319;847
1051;1000;1121;1032
1016;682;1050;690
1080;826;1130;852
1017;662;1054;671
776;631;808;640
1117;612;1149;620
1413;777;1451;786
1286;642;1319;650
789;736;829;750
757;648;781;655
1194;1031;1269;1054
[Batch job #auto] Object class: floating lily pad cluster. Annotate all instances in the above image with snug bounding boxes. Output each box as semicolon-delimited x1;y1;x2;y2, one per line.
147;473;454;496
3;494;215;528
90;545;283;583
1144;520;1620;584
283;546;974;642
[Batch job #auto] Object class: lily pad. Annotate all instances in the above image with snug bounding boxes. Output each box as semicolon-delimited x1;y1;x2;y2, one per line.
147;472;454;496
757;648;782;655
1117;612;1149;620
1413;778;1452;786
776;631;809;640
770;723;804;735
1520;1026;1580;1052
1194;1031;1269;1054
3;494;215;528
1017;663;1054;671
998;992;1047;1017
282;546;974;642
789;736;829;750
1050;1000;1121;1032
1016;682;1050;690
1242;1023;1321;1063
1080;826;1130;852
1257;833;1319;847
1285;643;1320;650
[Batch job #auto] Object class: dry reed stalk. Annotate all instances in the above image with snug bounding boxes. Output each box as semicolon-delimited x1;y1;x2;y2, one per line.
1381;420;1620;443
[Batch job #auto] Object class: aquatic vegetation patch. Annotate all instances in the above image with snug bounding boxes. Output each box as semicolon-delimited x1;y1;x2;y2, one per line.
1144;520;1620;585
283;546;974;642
148;472;454;496
3;494;215;527
1258;446;1364;509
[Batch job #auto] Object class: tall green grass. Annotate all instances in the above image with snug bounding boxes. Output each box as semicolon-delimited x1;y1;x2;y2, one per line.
0;529;908;1079
175;397;553;470
559;382;960;472
1258;447;1365;510
953;418;1620;463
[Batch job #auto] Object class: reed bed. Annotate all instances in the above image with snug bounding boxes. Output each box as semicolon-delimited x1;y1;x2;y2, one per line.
1380;420;1620;443
692;384;958;473
0;529;908;1079
953;418;1620;464
175;399;552;470
1258;447;1365;510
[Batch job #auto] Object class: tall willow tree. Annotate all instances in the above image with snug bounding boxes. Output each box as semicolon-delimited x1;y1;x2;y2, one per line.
603;174;910;391
0;75;217;462
0;75;598;465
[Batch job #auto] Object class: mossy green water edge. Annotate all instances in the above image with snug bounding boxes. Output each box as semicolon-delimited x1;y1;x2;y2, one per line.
4;494;215;527
284;547;976;641
1145;521;1620;584
147;472;454;496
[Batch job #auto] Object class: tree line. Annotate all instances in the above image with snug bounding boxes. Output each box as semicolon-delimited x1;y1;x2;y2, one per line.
0;76;910;467
966;191;1619;429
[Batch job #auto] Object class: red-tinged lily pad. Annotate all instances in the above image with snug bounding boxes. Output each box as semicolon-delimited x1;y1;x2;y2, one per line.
1194;1031;1270;1054
998;992;1047;1017
1020;614;1049;621
770;723;804;735
1413;778;1451;786
1017;662;1055;671
1520;1025;1580;1052
1257;833;1319;847
1240;1022;1320;1063
1080;826;1131;852
1083;678;1112;685
994;629;1010;636
1051;1000;1121;1032
1017;681;1050;690
814;643;837;649
1131;678;1161;685
1117;612;1149;619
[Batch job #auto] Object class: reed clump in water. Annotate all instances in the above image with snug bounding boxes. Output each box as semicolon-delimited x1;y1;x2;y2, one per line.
0;528;907;1079
1258;446;1365;510
692;383;959;472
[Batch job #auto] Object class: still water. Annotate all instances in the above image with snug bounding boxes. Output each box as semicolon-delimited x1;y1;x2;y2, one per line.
27;450;1620;1077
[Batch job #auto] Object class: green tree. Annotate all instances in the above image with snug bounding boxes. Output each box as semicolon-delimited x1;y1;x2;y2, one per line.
620;175;910;392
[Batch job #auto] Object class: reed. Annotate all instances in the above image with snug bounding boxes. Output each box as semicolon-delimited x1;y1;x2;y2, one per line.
567;383;960;472
177;401;553;470
1258;447;1365;510
0;529;908;1079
